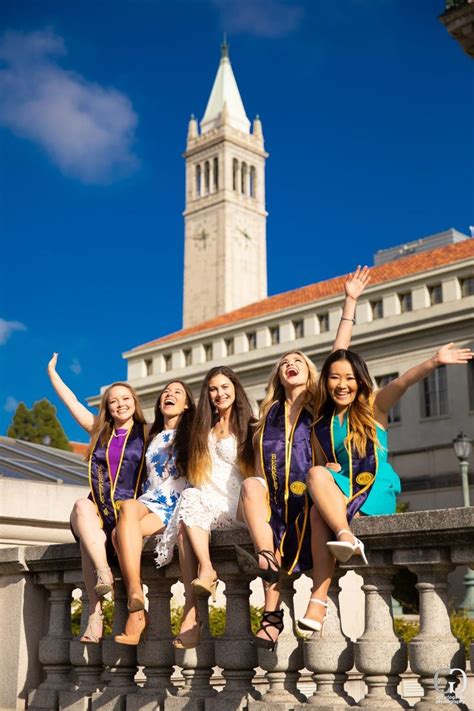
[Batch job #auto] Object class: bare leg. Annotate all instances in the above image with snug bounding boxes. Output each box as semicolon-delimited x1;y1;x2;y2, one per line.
116;499;164;598
238;478;282;643
176;522;200;640
301;505;335;624
184;525;216;581
70;498;109;571
306;466;354;544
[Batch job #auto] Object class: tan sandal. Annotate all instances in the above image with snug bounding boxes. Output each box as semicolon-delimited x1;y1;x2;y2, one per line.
173;622;203;650
79;610;104;644
94;566;114;597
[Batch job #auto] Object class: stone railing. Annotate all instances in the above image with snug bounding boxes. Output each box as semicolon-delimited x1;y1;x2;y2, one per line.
1;508;473;711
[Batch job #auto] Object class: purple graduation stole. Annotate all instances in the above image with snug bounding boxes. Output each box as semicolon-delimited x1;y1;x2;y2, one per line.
260;401;314;574
313;411;377;521
89;422;147;533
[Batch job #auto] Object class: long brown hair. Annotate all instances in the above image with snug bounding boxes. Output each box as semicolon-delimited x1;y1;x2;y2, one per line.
148;380;196;478
314;349;376;456
187;366;255;487
254;350;318;444
85;382;146;459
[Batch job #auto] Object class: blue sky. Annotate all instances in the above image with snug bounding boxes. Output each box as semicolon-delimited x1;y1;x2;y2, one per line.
1;0;472;443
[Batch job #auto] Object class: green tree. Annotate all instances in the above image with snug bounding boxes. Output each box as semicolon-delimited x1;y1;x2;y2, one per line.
7;399;71;451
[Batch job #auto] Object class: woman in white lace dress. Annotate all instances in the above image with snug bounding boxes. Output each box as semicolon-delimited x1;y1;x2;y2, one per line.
155;366;255;649
112;380;195;644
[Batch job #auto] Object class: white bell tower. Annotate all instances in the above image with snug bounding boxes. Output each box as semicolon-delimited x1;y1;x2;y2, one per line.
182;41;268;328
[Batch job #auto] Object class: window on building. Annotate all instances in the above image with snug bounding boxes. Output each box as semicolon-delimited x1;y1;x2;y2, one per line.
232;158;238;191
213;157;218;191
164;354;172;372
293;320;304;339
144;358;153;376
249;166;256;198
195;165;201;197
270;326;280;345
247;332;257;351
371;300;384;320
241;162;247;195
399;292;413;313
225;338;234;356
204;343;213;361
461;277;474;297
429;284;443;305
204;161;210;194
375;374;401;423
469;360;474;411
184;349;192;367
421;365;448;418
319;313;329;333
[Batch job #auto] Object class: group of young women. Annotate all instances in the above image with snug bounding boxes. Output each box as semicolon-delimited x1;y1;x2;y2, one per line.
48;266;473;650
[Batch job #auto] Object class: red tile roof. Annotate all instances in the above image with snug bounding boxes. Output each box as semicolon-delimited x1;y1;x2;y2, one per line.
133;239;473;351
70;441;88;456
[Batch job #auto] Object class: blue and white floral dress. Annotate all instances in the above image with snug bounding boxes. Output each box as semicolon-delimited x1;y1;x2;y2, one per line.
138;429;188;525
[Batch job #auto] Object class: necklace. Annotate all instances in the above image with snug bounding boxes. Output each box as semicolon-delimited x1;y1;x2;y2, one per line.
113;430;128;438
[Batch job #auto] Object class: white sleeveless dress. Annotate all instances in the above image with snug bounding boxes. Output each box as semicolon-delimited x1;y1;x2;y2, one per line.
155;432;244;568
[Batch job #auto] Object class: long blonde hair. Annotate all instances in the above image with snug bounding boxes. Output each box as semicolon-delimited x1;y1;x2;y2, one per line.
314;349;377;457
85;382;146;459
187;367;255;487
254;350;319;445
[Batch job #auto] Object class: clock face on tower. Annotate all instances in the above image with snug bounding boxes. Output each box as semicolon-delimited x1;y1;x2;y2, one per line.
192;228;209;250
237;226;252;246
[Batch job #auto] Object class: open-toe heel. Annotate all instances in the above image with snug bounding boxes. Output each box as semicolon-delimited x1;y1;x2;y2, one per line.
297;598;329;634
326;529;368;566
128;591;145;613
234;545;280;585
114;610;148;646
192;576;218;602
173;622;203;650
250;609;284;652
94;566;114;598
80;610;104;644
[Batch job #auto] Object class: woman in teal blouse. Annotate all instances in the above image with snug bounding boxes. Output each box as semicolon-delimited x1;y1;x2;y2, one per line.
298;342;473;633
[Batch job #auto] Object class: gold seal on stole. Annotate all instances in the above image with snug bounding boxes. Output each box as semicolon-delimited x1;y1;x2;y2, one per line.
290;481;307;496
355;472;374;486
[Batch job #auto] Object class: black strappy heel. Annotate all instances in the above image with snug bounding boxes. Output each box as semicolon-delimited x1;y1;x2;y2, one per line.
250;609;284;651
234;545;280;584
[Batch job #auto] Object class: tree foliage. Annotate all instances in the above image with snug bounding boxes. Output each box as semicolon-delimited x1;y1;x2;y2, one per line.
7;399;71;451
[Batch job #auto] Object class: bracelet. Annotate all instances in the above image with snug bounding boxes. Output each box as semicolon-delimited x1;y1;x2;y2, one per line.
341;317;355;323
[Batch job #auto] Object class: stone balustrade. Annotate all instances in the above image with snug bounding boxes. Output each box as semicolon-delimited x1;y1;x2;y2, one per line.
0;508;473;711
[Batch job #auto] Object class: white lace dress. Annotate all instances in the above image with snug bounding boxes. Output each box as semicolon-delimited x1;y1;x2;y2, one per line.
155;432;244;568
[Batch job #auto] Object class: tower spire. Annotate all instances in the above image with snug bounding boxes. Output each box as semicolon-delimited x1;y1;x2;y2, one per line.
200;41;250;134
221;33;229;58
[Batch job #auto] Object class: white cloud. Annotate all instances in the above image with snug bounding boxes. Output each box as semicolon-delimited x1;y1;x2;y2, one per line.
212;0;304;38
0;318;26;345
4;396;19;413
0;28;139;184
69;358;82;375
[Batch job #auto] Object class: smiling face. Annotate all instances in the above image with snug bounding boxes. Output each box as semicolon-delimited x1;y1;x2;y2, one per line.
208;373;236;414
159;381;189;420
278;352;310;390
326;359;358;412
107;385;136;427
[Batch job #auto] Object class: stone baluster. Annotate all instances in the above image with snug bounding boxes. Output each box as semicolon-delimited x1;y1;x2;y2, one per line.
250;572;305;711
28;572;75;710
396;548;465;710
164;562;217;711
128;559;179;711
59;575;105;710
302;568;356;709
94;572;139;710
208;559;258;711
353;552;408;708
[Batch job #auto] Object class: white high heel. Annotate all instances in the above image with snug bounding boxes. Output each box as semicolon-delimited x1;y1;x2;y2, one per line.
297;598;329;634
326;528;368;565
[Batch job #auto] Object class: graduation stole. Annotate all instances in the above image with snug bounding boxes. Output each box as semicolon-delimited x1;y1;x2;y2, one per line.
260;401;314;574
314;410;377;521
89;422;147;531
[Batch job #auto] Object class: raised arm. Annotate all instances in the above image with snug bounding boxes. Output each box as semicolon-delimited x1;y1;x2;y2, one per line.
374;343;473;426
331;265;370;352
47;353;95;433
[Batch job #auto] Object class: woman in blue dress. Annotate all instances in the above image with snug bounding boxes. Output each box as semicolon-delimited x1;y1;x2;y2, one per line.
113;380;196;644
298;342;473;633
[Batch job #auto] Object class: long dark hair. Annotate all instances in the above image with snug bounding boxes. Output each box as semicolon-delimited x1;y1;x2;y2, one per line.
148;380;196;478
187;366;255;486
314;349;376;457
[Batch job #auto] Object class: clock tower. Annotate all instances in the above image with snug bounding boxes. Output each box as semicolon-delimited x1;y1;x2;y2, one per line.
182;42;268;328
